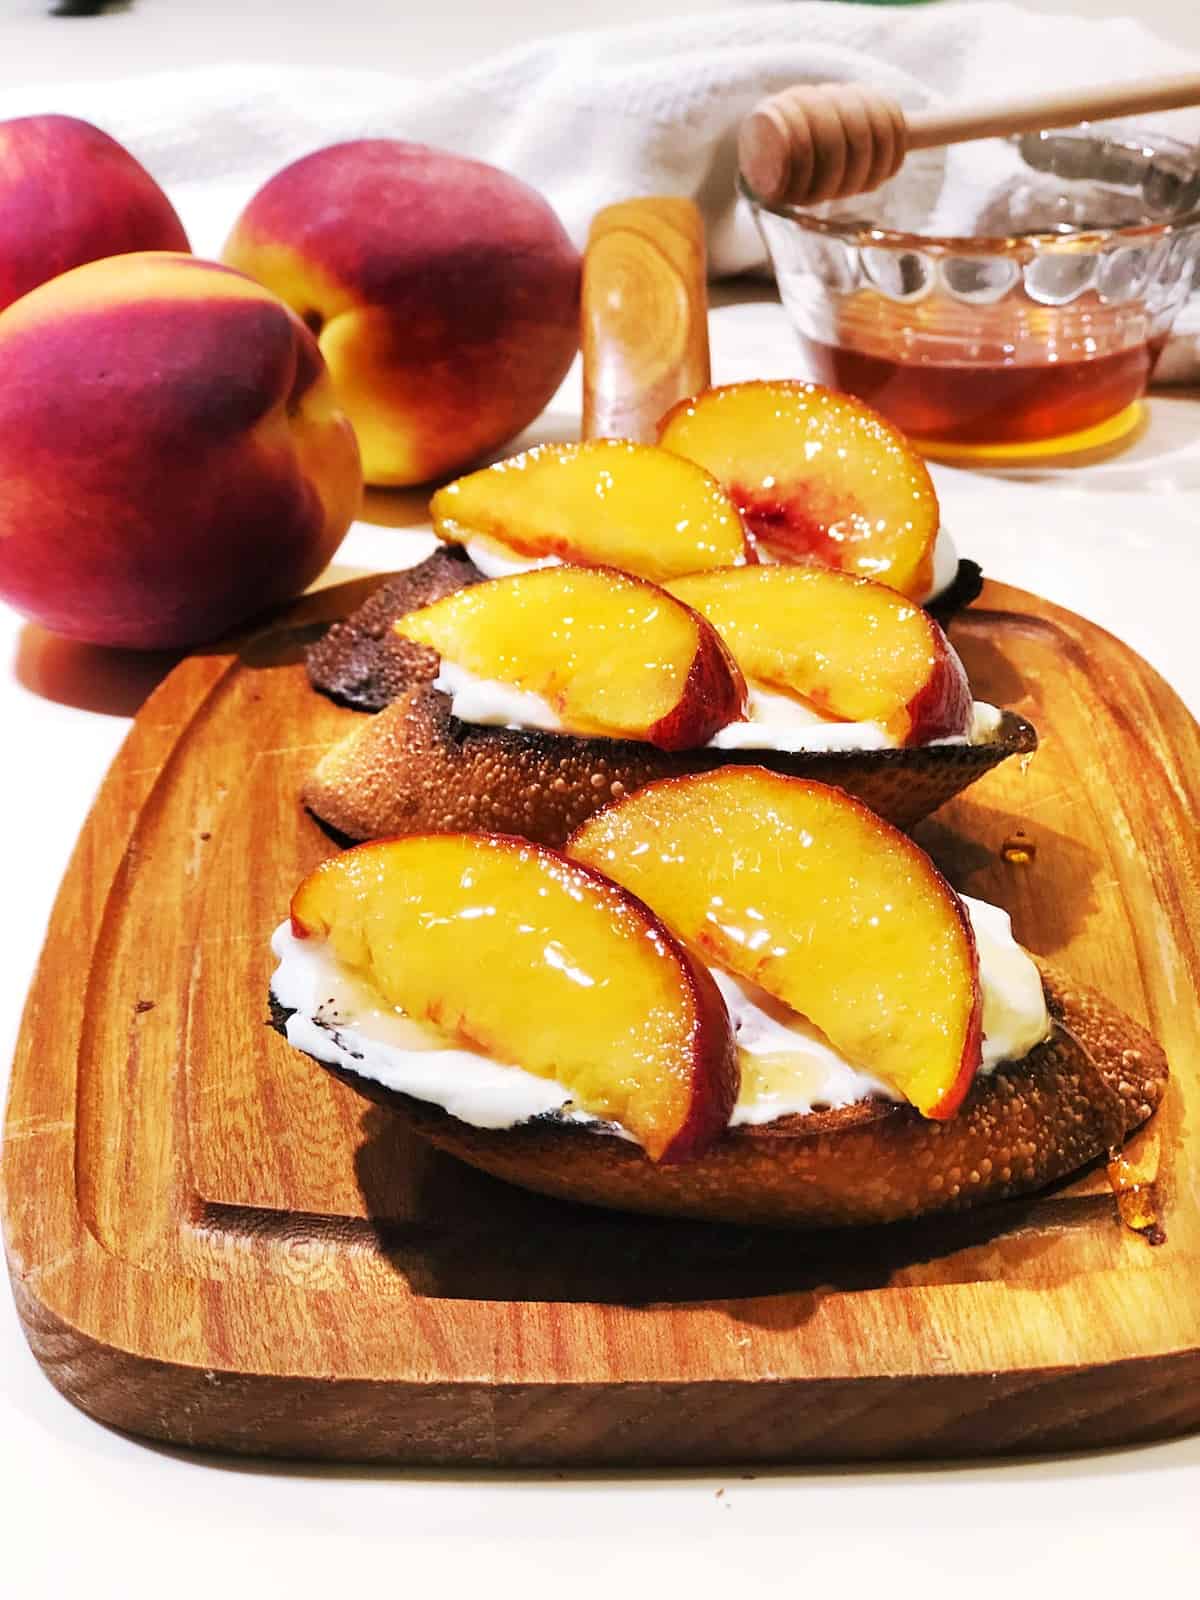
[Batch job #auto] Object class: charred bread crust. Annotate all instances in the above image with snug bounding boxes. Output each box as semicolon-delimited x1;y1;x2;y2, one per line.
926;558;984;625
305;546;486;710
305;554;987;712
302;683;1039;844
268;964;1168;1229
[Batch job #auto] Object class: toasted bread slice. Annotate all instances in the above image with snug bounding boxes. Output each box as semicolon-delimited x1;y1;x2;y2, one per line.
305;551;986;713
925;558;984;624
270;962;1167;1230
302;683;1038;845
305;546;485;711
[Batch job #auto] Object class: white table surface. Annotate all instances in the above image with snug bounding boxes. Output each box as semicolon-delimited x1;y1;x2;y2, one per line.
3;4;1200;1597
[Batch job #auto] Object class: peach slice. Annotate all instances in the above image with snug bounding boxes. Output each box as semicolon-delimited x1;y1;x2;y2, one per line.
665;566;971;744
430;439;750;581
657;380;941;599
393;565;747;750
569;769;983;1118
289;834;738;1161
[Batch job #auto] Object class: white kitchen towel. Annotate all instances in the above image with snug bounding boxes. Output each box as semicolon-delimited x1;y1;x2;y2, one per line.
3;1;1200;376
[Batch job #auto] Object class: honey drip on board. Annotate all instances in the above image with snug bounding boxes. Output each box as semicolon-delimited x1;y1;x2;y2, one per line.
1105;1154;1166;1247
1001;829;1037;865
1052;1018;1166;1246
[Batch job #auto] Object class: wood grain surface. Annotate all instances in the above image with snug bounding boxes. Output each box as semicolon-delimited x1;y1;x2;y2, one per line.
2;575;1199;1465
581;198;710;441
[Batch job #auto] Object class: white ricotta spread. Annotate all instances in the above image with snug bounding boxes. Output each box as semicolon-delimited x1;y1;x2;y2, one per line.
923;522;961;605
711;689;1002;753
433;662;1002;753
270;894;1050;1138
462;539;559;580
936;700;1004;747
434;659;565;735
463;522;961;602
707;685;894;752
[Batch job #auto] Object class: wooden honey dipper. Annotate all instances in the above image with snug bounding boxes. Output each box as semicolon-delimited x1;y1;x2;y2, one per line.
739;74;1200;206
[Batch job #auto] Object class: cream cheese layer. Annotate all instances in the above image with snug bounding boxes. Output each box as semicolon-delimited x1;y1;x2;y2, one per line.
270;895;1050;1137
463;521;961;604
433;661;1001;754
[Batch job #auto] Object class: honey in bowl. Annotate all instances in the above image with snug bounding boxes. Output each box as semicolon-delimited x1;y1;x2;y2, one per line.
748;126;1200;458
797;297;1168;448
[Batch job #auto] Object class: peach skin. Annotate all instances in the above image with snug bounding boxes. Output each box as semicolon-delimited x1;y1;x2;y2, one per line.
0;115;189;312
222;140;580;487
0;252;362;650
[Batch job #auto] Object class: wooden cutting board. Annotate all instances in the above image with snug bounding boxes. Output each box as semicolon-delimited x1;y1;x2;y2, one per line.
2;572;1199;1465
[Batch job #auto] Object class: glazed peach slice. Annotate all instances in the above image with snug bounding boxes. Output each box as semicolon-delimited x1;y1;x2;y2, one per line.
665;566;971;744
569;769;983;1118
430;439;751;581
393;565;747;750
290;834;737;1161
657;380;940;599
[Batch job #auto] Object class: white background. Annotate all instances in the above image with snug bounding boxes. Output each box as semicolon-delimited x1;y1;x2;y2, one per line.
2;2;1200;1597
0;0;1198;83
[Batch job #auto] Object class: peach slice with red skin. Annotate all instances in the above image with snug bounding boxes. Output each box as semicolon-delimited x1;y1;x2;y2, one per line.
393;565;748;751
657;380;941;600
568;769;983;1119
665;566;972;745
430;439;751;582
289;833;738;1161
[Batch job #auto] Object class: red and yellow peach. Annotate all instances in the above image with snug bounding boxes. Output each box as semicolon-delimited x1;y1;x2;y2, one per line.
0;114;189;312
0;251;361;650
223;140;580;487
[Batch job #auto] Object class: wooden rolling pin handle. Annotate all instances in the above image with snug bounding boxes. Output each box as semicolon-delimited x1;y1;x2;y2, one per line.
581;197;710;444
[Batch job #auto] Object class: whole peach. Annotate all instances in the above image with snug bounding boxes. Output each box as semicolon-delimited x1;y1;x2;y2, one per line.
0;114;189;312
222;141;580;486
0;252;361;649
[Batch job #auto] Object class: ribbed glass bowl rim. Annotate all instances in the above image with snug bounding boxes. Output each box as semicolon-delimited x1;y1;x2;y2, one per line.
738;126;1200;257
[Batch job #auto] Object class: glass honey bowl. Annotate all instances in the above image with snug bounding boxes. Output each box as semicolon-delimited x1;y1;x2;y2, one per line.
745;124;1200;459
